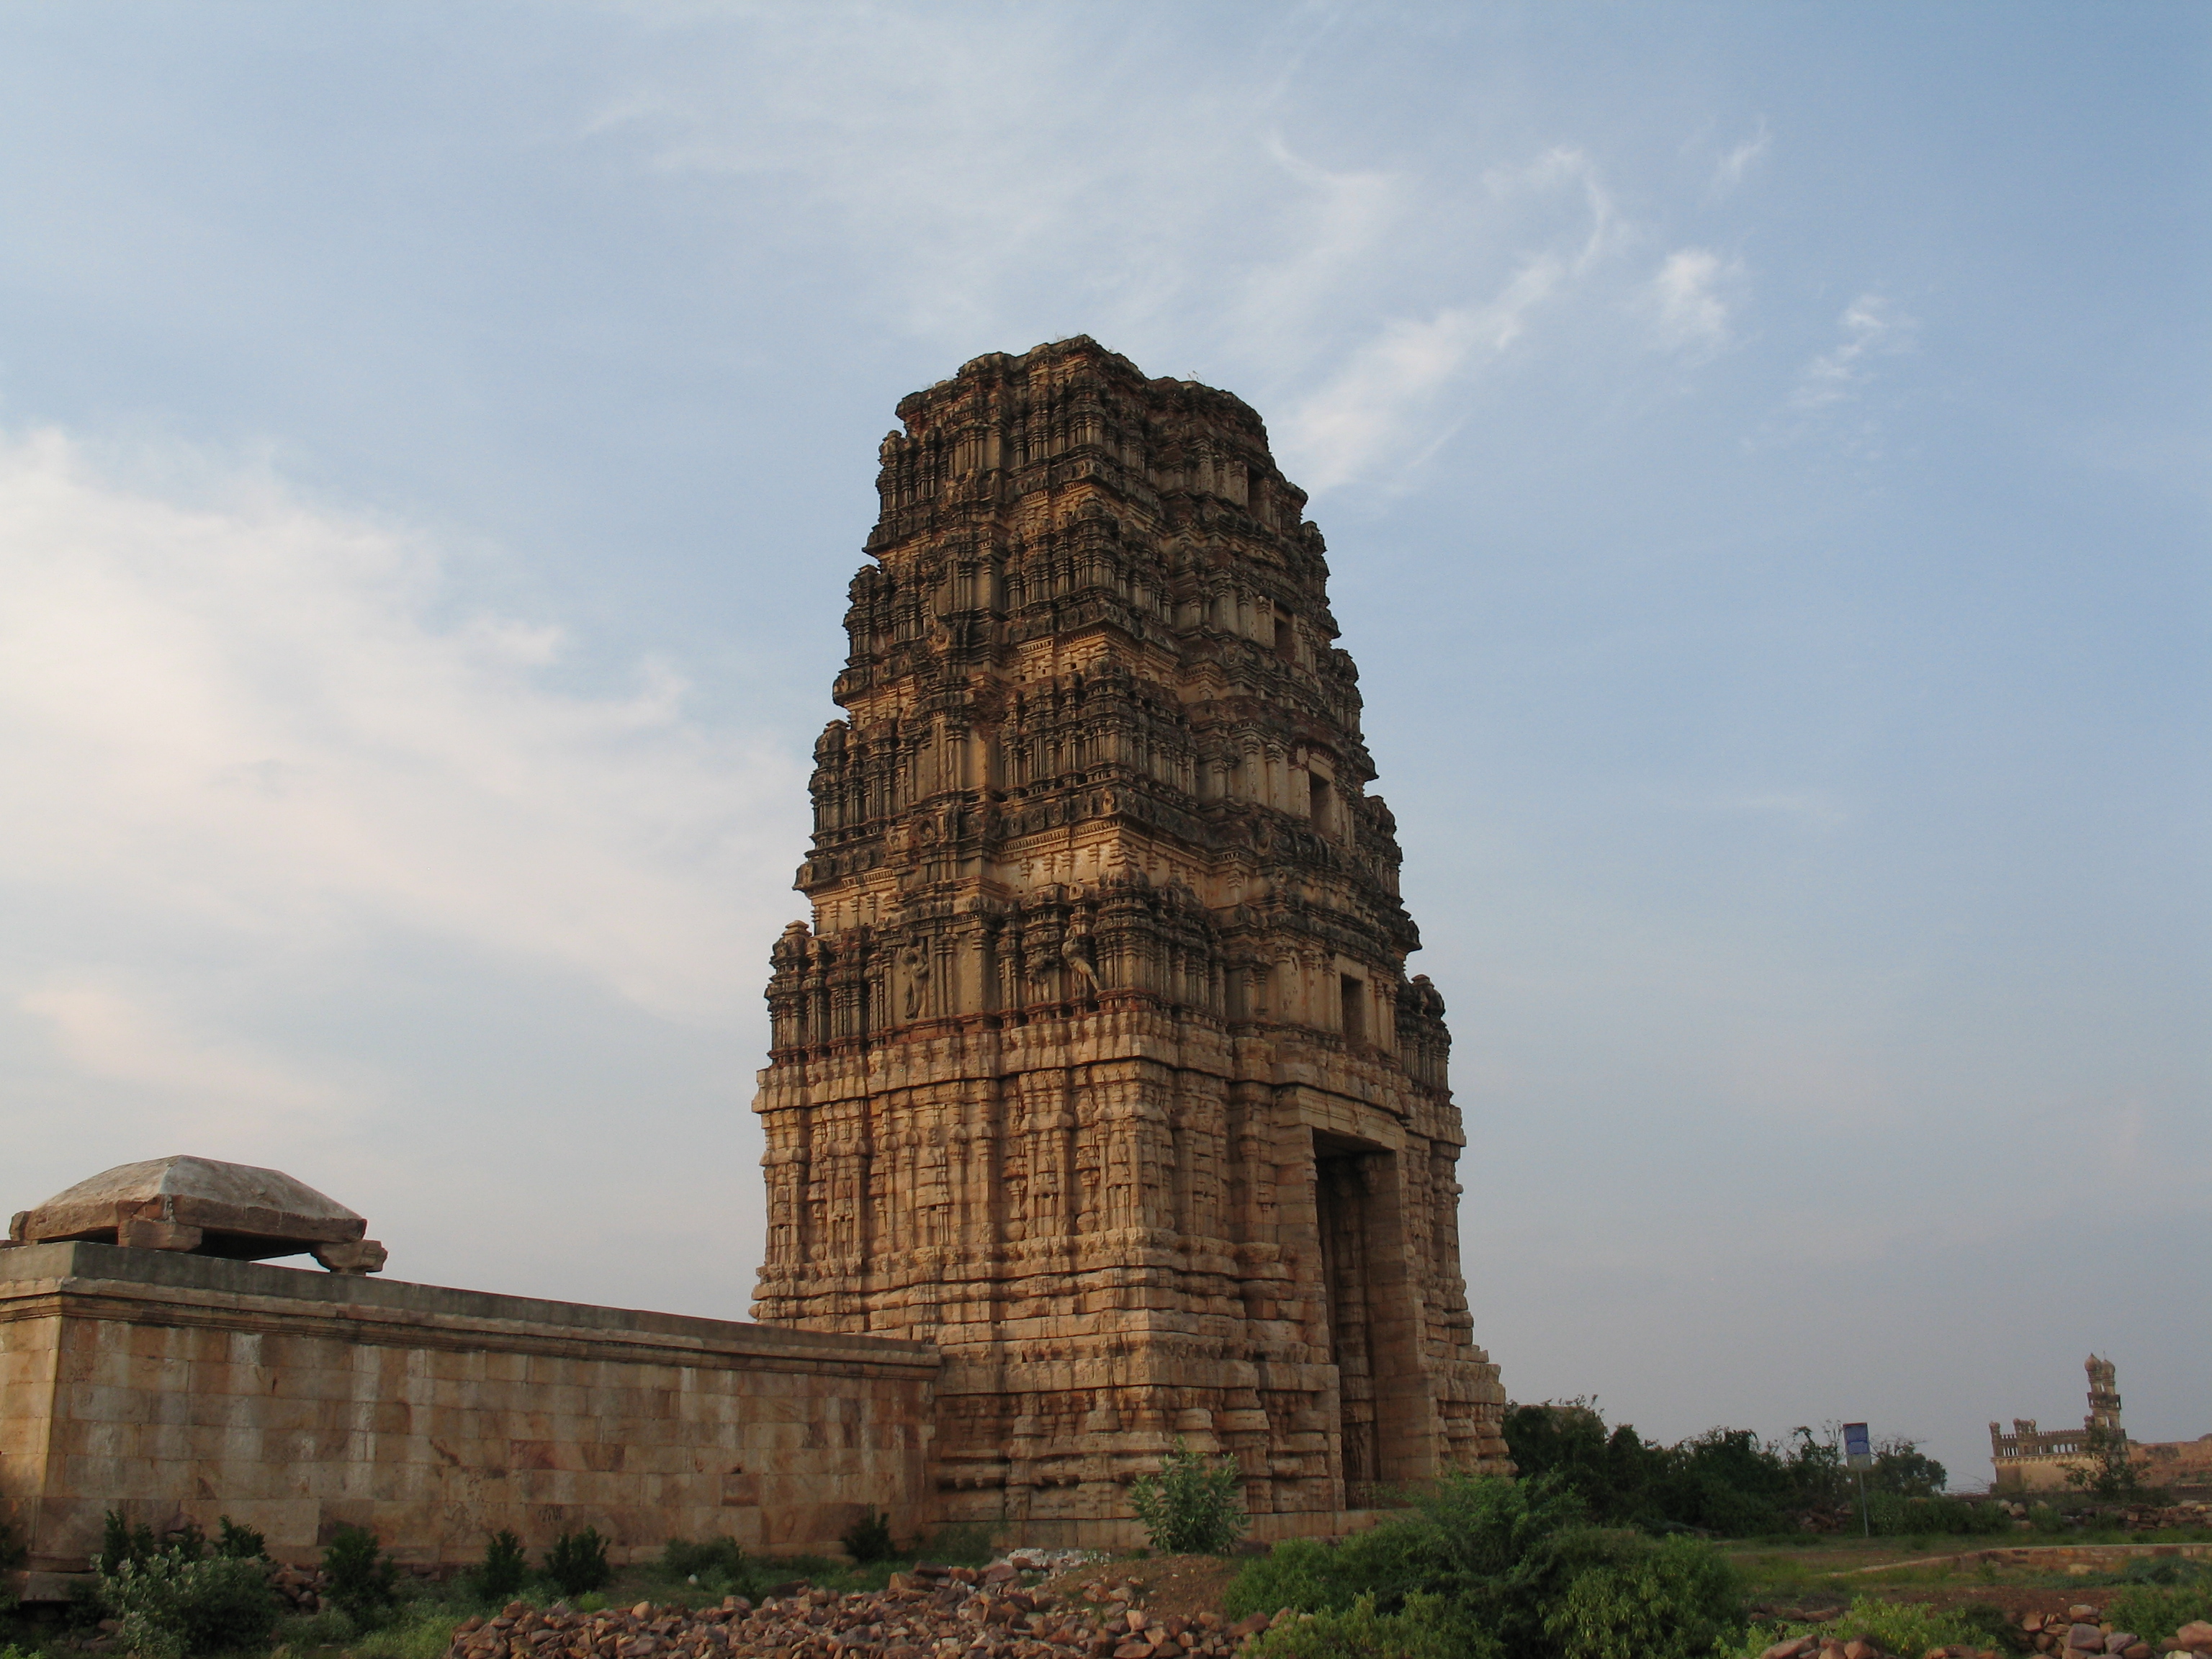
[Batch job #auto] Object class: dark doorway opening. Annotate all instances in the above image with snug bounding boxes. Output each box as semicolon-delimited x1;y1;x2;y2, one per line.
1314;1134;1380;1500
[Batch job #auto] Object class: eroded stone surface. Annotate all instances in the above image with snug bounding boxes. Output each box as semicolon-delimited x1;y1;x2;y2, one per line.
8;1155;383;1270
750;338;1508;1542
0;1242;935;1573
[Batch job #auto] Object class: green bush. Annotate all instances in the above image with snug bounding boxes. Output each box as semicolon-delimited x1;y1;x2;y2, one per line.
323;1524;400;1622
1246;1593;1486;1659
544;1528;613;1599
99;1548;282;1658
662;1537;745;1581
352;1601;475;1659
1728;1595;2006;1659
1545;1534;1744;1659
840;1512;897;1564
1863;1493;2010;1537
96;1511;161;1572
1129;1438;1248;1556
2109;1573;2212;1643
1503;1403;1961;1538
1229;1476;1744;1659
213;1516;267;1560
475;1530;529;1601
1227;1474;1582;1627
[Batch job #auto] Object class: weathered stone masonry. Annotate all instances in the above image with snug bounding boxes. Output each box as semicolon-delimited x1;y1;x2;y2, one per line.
0;1242;935;1575
750;337;1509;1543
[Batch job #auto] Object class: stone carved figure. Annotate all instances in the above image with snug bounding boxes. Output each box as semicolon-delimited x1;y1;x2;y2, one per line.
751;338;1508;1545
901;940;931;1020
1061;929;1100;998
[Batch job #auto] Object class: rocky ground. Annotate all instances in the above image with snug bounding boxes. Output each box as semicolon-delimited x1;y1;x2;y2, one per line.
446;1561;1285;1659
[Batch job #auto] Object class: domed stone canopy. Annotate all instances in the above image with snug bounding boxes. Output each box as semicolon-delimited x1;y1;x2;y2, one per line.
7;1155;387;1274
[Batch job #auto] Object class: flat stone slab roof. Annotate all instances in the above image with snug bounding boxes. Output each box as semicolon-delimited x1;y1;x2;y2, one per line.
9;1155;374;1264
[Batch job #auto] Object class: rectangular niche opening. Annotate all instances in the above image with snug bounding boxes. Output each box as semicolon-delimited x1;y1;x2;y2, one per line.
1339;974;1365;1043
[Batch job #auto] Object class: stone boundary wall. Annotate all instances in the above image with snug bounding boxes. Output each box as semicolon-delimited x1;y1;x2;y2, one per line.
0;1242;938;1573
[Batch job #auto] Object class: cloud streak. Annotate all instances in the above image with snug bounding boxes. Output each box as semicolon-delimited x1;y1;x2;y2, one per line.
1791;292;1915;410
0;429;801;1029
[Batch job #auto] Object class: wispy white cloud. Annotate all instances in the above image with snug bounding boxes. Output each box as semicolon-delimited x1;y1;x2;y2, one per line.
1791;292;1915;410
1709;117;1770;197
0;428;801;1030
1646;246;1743;356
600;22;1735;495
1282;148;1622;488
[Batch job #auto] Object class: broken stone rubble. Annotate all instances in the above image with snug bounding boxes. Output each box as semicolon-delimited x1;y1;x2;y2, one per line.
445;1570;1288;1659
2017;1605;2212;1657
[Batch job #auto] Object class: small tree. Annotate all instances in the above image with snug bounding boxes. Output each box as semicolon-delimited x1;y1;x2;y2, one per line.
544;1528;613;1599
322;1524;400;1622
2064;1424;2141;1497
476;1530;529;1601
1870;1438;1948;1498
1129;1437;1246;1556
96;1511;161;1573
840;1511;896;1564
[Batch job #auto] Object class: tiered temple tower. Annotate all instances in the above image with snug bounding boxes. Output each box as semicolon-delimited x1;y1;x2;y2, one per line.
750;338;1508;1541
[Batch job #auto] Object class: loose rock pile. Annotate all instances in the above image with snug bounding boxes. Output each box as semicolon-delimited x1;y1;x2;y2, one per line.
2020;1608;2212;1659
1759;1638;2000;1659
446;1565;1285;1659
268;1563;332;1614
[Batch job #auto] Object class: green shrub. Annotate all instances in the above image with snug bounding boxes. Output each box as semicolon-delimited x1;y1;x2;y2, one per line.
352;1601;473;1659
2109;1574;2212;1643
99;1548;282;1658
1544;1534;1743;1659
1226;1474;1583;1627
1245;1593;1487;1659
475;1530;529;1601
1729;1595;2004;1659
1129;1438;1248;1556
662;1537;745;1580
213;1516;267;1561
840;1511;897;1564
1864;1493;2009;1537
96;1511;161;1573
322;1524;400;1622
544;1528;613;1599
1231;1476;1745;1659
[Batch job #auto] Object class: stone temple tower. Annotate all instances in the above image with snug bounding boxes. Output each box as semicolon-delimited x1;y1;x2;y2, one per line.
750;338;1508;1541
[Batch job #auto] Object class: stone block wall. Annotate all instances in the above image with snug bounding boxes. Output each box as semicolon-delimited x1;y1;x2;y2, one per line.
0;1242;938;1572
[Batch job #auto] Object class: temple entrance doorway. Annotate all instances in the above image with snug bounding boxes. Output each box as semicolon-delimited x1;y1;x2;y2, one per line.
1313;1130;1404;1506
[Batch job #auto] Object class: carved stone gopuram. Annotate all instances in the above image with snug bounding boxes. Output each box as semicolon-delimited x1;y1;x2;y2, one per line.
750;337;1508;1540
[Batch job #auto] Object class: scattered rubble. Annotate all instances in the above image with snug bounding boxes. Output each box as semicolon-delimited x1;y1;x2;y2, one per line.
2016;1606;2212;1658
1758;1641;2002;1659
446;1567;1290;1659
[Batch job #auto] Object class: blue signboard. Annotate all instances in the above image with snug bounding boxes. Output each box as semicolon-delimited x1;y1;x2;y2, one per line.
1843;1421;1873;1470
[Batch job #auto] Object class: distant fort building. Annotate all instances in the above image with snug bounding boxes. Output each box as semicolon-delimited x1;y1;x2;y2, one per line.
1991;1354;2212;1492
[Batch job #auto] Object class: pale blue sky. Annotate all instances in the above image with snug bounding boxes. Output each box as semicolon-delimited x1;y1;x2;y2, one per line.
1;2;2204;1485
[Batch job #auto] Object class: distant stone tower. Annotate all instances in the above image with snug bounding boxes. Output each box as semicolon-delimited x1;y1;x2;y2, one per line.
750;337;1508;1541
2085;1353;2123;1438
